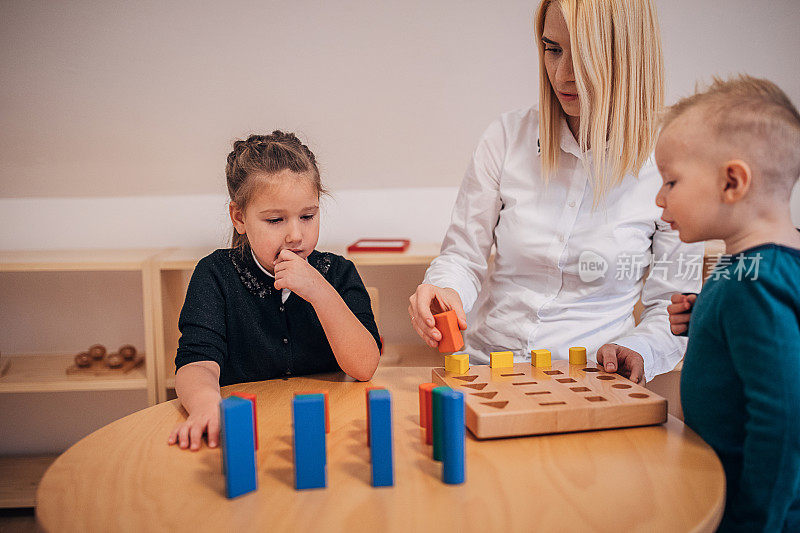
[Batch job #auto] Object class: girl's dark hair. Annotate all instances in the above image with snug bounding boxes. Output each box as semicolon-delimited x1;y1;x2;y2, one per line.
226;131;326;250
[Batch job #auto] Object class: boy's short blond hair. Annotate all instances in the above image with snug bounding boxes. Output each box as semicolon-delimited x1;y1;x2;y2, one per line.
663;75;800;195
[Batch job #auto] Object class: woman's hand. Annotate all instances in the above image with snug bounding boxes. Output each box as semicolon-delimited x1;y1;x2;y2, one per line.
408;284;467;348
168;396;220;451
667;293;697;336
596;344;645;385
274;249;331;304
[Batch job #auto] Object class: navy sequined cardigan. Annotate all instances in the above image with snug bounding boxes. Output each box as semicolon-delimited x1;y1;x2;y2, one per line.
175;248;381;386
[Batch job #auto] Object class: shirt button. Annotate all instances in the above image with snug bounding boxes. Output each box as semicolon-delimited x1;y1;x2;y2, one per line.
568;200;576;207
282;337;289;344
279;306;285;312
559;235;566;243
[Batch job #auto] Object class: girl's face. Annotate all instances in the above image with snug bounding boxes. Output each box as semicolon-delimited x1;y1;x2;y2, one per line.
542;4;580;120
230;170;320;273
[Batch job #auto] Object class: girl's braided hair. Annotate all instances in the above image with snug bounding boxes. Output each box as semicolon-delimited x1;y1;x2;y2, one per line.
226;131;326;250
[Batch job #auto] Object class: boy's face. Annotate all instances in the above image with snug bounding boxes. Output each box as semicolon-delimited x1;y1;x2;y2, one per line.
654;116;725;243
230;170;320;274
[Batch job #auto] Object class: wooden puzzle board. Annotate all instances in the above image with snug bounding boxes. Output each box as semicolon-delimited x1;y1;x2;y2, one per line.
432;360;667;439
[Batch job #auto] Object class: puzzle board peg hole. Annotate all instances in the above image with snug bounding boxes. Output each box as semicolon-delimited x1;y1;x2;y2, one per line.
586;396;607;402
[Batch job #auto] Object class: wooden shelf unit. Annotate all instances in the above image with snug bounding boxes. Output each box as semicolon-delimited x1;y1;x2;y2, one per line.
0;248;164;404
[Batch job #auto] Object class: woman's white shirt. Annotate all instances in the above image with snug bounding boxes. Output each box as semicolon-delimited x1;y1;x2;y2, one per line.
423;106;704;381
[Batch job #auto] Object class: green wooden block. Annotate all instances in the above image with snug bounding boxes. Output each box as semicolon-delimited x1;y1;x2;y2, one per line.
432;386;449;462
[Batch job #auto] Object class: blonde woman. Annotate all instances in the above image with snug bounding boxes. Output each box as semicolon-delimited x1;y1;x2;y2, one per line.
408;0;704;384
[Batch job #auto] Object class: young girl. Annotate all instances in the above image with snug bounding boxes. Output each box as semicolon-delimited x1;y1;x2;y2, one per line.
168;131;381;451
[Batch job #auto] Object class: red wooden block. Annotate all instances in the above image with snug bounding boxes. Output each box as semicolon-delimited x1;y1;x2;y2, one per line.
294;390;330;433
419;383;437;428
433;309;464;354
423;385;436;445
365;386;385;446
230;392;258;450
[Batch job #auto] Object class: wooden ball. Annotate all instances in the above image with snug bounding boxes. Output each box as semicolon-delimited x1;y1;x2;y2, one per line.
88;344;106;360
74;352;91;367
118;344;137;360
106;352;124;368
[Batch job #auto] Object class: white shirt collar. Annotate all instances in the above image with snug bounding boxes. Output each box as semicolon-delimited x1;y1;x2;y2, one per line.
251;248;291;303
535;113;584;159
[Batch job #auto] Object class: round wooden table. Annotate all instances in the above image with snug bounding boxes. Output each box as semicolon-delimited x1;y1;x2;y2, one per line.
37;366;725;532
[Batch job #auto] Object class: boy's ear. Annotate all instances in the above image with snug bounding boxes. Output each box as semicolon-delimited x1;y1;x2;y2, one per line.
721;159;752;204
229;202;247;235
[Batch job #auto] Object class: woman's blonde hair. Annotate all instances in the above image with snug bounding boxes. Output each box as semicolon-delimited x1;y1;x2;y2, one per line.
534;0;664;204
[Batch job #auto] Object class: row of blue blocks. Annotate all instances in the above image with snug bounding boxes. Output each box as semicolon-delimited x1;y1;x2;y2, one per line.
221;387;461;496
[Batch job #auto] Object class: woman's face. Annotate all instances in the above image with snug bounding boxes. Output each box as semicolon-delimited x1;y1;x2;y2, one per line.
542;4;579;119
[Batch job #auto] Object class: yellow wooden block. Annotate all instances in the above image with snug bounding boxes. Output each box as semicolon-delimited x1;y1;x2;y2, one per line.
531;349;551;368
489;351;514;368
444;353;469;374
569;346;587;365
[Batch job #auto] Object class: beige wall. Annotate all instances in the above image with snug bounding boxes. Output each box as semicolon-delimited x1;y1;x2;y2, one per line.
1;0;799;199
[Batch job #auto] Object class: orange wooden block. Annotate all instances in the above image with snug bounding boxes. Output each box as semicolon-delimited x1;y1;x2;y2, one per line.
433;309;464;354
365;386;385;446
294;389;330;433
230;391;258;450
418;383;437;428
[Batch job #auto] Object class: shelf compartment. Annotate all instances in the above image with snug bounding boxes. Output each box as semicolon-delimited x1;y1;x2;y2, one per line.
0;454;59;508
0;354;147;393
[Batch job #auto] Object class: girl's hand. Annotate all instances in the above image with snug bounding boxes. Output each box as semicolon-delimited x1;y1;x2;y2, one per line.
596;344;645;385
667;293;697;336
168;398;220;451
273;249;331;304
408;284;467;349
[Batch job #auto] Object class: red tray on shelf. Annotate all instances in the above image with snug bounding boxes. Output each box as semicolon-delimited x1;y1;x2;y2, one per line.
346;239;410;253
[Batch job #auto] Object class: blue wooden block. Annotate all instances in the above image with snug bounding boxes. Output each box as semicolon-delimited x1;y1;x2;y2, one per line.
368;389;393;487
442;389;465;485
292;393;327;490
219;396;258;498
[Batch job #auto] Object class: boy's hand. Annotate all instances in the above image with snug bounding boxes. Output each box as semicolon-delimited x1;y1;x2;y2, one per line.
667;293;697;336
167;399;220;451
596;344;645;385
408;284;467;349
273;249;331;304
